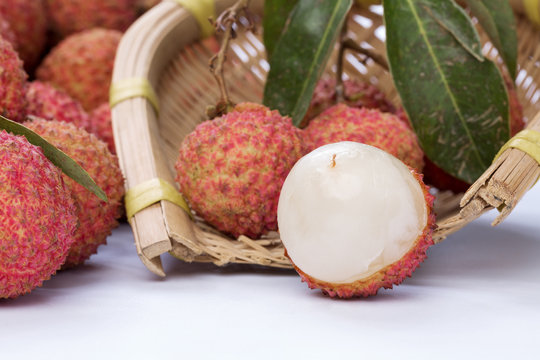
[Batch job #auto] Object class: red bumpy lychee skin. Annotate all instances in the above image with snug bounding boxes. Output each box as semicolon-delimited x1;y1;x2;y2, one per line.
45;0;137;39
90;103;116;154
0;0;47;72
0;37;27;123
304;76;396;125
175;103;305;239
0;130;78;299
303;103;424;171
26;81;91;131
36;28;122;112
0;15;17;49
25;119;125;268
292;170;436;298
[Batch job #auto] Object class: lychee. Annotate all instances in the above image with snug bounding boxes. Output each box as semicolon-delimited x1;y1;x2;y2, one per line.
304;76;396;124
26;81;91;131
45;0;137;39
175;102;305;239
0;37;27;122
0;15;17;50
36;28;122;111
0;130;78;299
277;142;436;298
90;103;116;154
25;118;125;268
0;0;47;71
303;103;424;171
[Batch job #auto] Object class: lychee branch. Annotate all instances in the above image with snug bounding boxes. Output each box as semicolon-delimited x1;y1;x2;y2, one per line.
208;0;252;118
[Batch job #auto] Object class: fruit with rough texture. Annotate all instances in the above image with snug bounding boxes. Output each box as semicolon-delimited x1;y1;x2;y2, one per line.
0;130;78;299
0;15;17;49
278;142;436;298
0;37;27;122
175;103;305;239
90;103;116;154
25;119;125;268
303;103;424;171
304;76;396;125
26;81;91;131
36;28;122;111
45;0;137;39
0;0;47;71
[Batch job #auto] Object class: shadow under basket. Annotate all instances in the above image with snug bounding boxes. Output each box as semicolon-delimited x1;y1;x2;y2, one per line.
111;0;540;276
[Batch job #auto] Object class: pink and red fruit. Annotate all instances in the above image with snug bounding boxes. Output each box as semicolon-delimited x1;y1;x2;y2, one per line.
0;37;27;122
175;102;305;239
36;28;122;112
45;0;137;39
90;103;116;154
0;0;47;72
25;119;125;268
304;76;396;125
0;130;78;299
0;15;17;50
303;103;424;171
26;81;91;131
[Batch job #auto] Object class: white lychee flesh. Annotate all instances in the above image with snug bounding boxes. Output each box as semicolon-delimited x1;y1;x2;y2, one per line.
277;141;428;284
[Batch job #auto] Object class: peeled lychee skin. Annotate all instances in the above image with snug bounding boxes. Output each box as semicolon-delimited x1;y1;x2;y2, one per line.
26;81;91;131
36;28;122;111
25;119;125;268
303;104;424;171
0;130;78;299
90;103;116;154
175;103;305;239
0;37;27;122
304;76;396;124
45;0;137;39
0;0;47;71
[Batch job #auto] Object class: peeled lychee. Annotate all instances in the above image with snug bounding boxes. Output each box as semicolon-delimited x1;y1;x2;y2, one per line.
0;37;27;122
45;0;137;39
90;103;116;154
0;0;47;71
303;103;424;171
26;81;91;131
304;76;396;124
0;130;78;299
36;28;122;111
25;118;125;268
175;103;305;239
278;142;436;298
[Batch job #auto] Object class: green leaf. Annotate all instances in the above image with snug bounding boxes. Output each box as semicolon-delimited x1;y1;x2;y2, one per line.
385;0;509;184
421;0;484;61
263;0;298;60
0;116;108;202
462;0;518;79
263;0;353;127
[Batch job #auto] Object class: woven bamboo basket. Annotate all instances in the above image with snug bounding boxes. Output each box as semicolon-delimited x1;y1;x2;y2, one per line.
111;0;540;276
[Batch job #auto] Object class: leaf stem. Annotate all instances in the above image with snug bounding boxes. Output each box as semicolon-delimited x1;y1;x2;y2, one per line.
208;0;252;118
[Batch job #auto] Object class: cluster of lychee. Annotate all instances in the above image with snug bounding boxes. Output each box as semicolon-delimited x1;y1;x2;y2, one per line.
0;0;162;299
175;72;523;298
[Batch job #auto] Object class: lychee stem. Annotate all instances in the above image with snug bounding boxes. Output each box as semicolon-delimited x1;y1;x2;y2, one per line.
208;0;252;118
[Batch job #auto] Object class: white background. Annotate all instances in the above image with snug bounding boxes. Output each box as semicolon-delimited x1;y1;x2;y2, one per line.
2;185;539;359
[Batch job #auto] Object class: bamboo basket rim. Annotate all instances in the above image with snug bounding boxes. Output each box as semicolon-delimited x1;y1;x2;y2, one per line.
111;0;540;276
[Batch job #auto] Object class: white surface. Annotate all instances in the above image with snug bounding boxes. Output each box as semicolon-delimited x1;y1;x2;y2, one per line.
2;186;540;360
